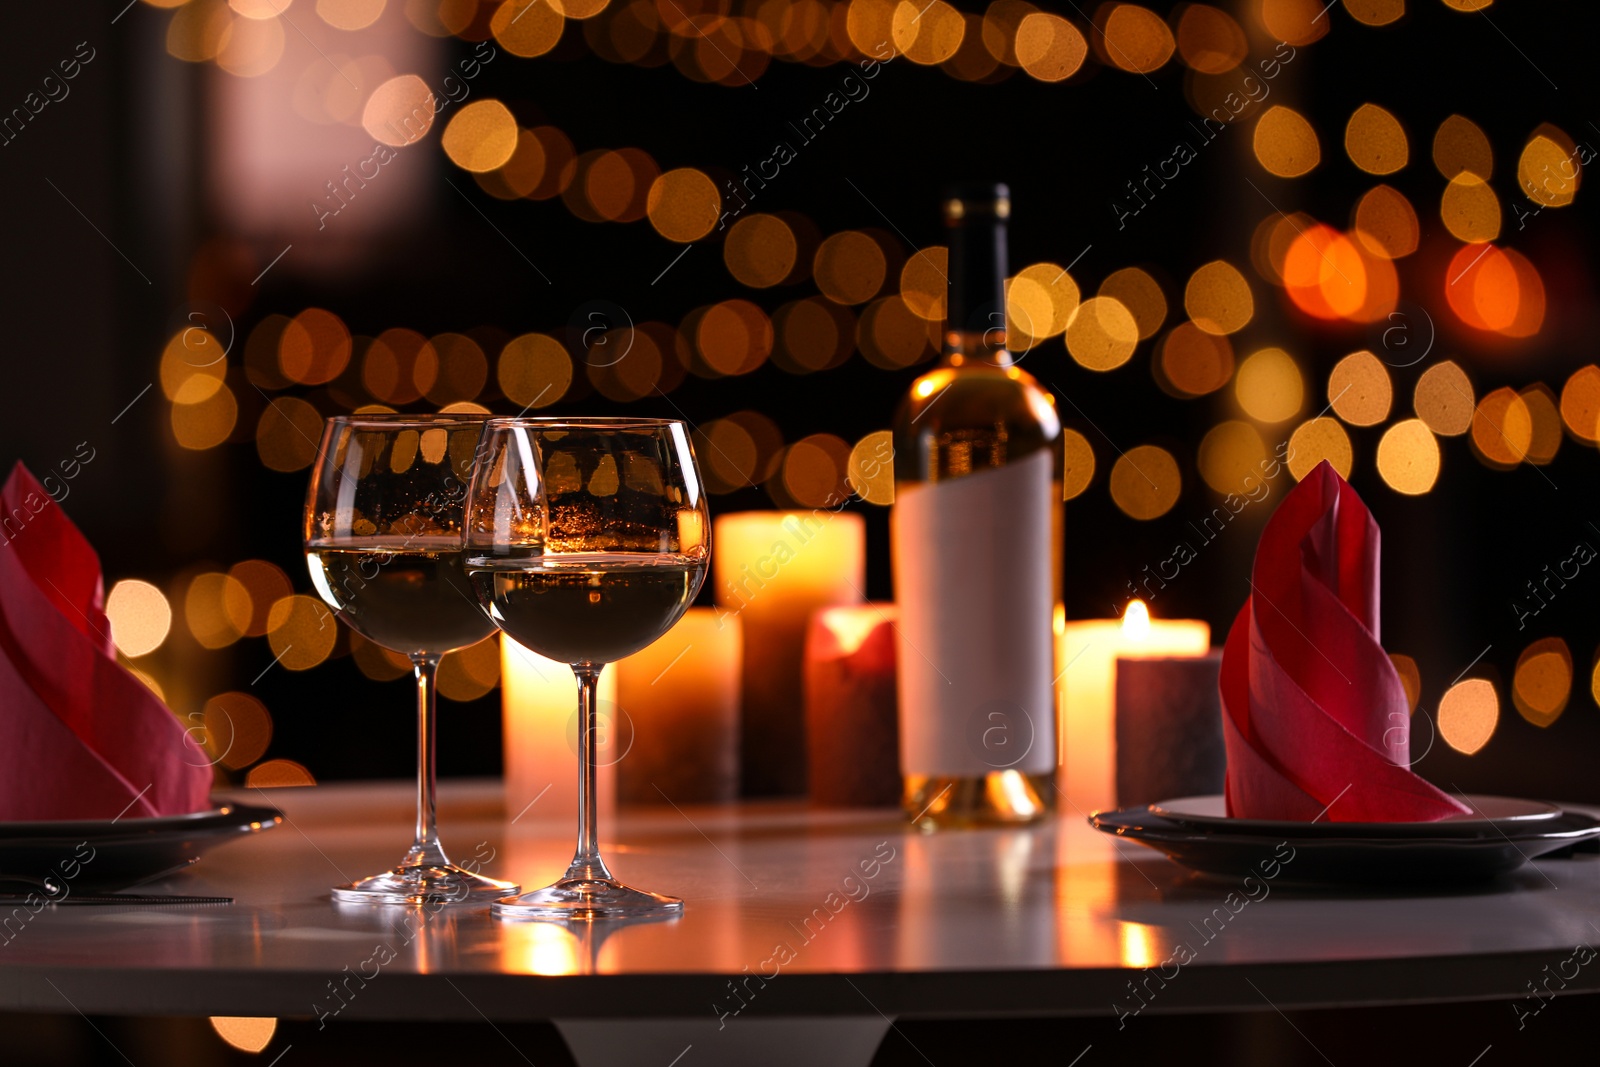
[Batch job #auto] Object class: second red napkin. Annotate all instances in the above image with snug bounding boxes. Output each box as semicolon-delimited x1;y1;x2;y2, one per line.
1221;461;1468;822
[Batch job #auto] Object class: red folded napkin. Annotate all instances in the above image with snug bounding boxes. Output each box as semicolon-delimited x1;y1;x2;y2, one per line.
0;463;212;820
1221;461;1468;822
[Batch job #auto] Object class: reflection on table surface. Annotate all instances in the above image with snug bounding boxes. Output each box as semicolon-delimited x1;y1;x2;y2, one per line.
3;780;1598;1020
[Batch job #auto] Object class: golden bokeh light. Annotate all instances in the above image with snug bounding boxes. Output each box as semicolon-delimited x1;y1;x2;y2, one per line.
1440;174;1501;243
847;0;898;58
1415;361;1475;436
815;231;887;305
160;327;226;403
1441;0;1492;9
1234;347;1303;423
230;559;292;637
774;298;853;373
209;1017;277;1054
1110;445;1181;520
362;74;436;147
1062;428;1095;500
901;246;949;321
1065;296;1139;371
847;430;895;505
1010;263;1080;340
202;692;274;771
892;0;965;65
585;147;655;222
1328;350;1392;426
317;0;387;30
1099;267;1166;339
725;214;797;289
1560;365;1600;441
1197;420;1267;496
106;580;172;659
1433;114;1492;180
696;300;773;376
186;572;253;650
1438;678;1497;755
860;296;935;369
423;333;489;406
1283;225;1368;320
499;333;572;409
1344;0;1405;26
441;100;519;173
1521;384;1562;465
783;434;852;507
1014;12;1088;82
1353;184;1420;259
1252;210;1315;286
1470;386;1533;468
1159;322;1234;397
246;759;317;787
1513;638;1571;728
1175;4;1246;74
491;0;566;57
167;0;231;62
647;168;720;243
230;0;289;18
266;595;338;671
1287;417;1353;480
695;418;760;492
1261;0;1330;45
216;13;286;78
171;386;239;451
1253;106;1321;178
1376;418;1441;495
1518;133;1579;208
1006;277;1054;348
1344;103;1408;176
1184;260;1253;335
279;308;351;386
482;129;548;200
439;636;501;702
1390;653;1422;712
1102;5;1175;74
352;631;410;681
588;324;666;403
256;397;323;473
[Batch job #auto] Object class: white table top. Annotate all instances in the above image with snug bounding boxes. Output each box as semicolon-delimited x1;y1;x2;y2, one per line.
3;780;1597;1022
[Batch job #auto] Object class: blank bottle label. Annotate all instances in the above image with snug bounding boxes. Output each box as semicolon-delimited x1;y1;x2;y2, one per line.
892;449;1056;777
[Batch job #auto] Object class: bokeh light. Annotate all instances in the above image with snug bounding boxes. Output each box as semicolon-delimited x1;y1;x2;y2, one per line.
1391;653;1422;712
1175;4;1246;74
106;580;172;659
363;74;436;146
491;0;566;57
1185;260;1253;335
1518;132;1579;208
696;300;773;376
1376;418;1441;495
202;692;274;771
1520;384;1562;465
1159;322;1234;397
256;397;324;472
1014;12;1087;82
1344;103;1408;175
1560;365;1600;441
783;434;852;507
1109;445;1181;519
1099;267;1165;339
1440;174;1501;243
1253;106;1320;178
439;636;501;702
1470;386;1532;468
725;214;797;289
266;594;338;671
847;430;895;505
1235;348;1303;423
499;333;572;409
279;308;351;386
1061;428;1095;500
1065;296;1138;371
230;560;292;637
1328;350;1392;426
1415;361;1475;436
1102;5;1175;74
186;572;253;650
247;759;317;787
1261;0;1330;46
317;0;386;30
441;100;519;173
815;231;887;305
1438;678;1497;755
647;168;720;242
1286;417;1353;480
901;246;950;321
1198;420;1267;496
1433;114;1493;179
892;0;965;65
1353;185;1420;259
210;1018;277;1054
1512;637;1571;728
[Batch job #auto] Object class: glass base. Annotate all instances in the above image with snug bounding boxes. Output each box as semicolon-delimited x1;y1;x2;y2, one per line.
332;864;520;906
491;877;683;921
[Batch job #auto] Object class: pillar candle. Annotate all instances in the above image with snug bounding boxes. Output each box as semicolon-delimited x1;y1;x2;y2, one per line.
614;607;741;805
1058;601;1209;815
501;638;616;823
804;604;901;808
1114;651;1225;807
713;510;865;796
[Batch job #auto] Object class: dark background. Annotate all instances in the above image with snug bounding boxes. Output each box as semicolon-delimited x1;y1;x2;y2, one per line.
2;0;1597;800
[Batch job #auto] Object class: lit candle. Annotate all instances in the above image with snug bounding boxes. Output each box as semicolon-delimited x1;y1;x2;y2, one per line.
501;638;616;823
1058;601;1209;815
613;607;741;805
713;510;865;796
804;604;900;808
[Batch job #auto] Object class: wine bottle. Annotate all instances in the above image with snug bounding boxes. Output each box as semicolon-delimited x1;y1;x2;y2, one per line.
891;183;1062;829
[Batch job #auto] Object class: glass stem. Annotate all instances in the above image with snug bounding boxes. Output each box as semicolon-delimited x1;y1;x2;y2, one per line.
405;654;450;870
566;663;613;884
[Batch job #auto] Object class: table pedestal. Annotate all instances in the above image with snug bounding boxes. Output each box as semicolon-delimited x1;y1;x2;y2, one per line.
555;1016;892;1067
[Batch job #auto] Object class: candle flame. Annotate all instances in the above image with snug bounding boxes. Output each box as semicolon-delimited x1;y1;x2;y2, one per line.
822;606;881;657
1122;600;1151;642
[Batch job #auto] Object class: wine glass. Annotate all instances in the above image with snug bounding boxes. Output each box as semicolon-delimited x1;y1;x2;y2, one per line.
304;414;520;905
464;417;710;920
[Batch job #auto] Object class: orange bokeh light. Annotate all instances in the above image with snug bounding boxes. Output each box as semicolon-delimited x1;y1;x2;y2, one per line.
1283;224;1368;321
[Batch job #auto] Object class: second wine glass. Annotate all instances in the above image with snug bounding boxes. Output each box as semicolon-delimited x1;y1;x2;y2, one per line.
465;417;710;920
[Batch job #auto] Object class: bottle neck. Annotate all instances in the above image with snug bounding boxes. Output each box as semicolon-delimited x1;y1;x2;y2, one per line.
945;205;1013;369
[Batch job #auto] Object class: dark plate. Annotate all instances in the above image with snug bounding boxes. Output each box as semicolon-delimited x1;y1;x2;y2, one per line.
1145;794;1563;839
0;802;283;895
1091;803;1600;886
